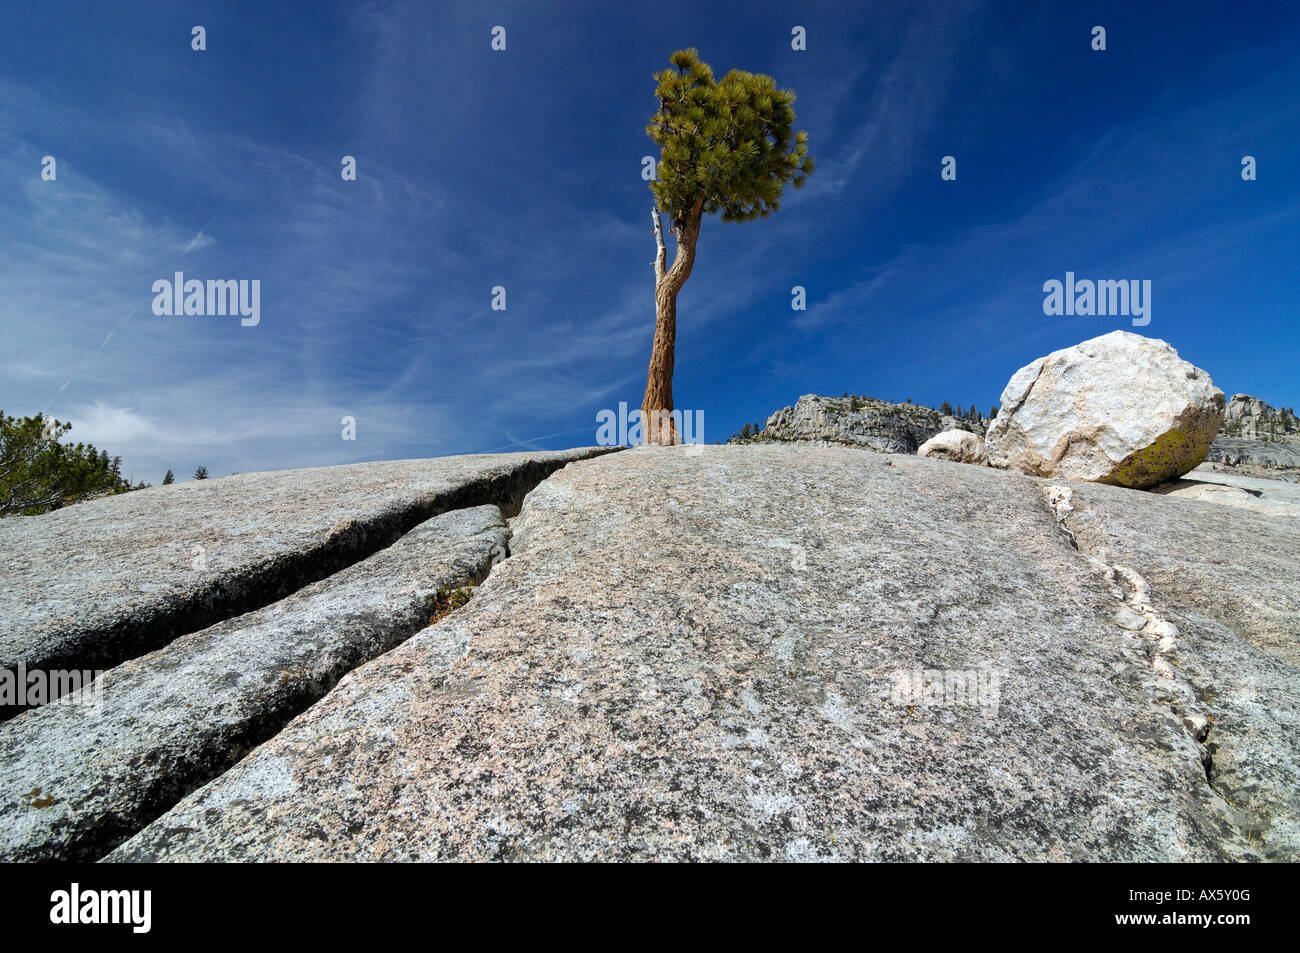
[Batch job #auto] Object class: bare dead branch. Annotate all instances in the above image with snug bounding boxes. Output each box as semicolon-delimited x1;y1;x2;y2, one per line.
652;207;667;284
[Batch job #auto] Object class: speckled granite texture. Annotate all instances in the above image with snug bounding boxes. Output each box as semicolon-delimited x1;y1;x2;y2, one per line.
105;446;1297;861
0;448;617;716
0;505;508;862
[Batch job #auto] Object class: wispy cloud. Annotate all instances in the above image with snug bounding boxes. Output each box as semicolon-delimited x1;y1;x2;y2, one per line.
181;231;215;255
802;0;984;201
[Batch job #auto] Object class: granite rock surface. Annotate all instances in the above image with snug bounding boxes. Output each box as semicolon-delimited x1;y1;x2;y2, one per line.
0;505;508;862
0;447;616;717
106;446;1295;862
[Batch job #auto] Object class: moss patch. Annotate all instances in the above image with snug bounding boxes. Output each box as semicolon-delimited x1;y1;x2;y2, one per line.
1102;427;1206;489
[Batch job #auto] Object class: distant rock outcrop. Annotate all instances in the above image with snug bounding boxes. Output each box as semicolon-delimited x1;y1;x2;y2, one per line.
1207;436;1300;472
1204;395;1300;477
1221;394;1300;439
985;331;1225;489
760;394;986;454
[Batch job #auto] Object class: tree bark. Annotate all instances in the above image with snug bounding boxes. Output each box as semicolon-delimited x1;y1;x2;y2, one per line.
642;196;704;445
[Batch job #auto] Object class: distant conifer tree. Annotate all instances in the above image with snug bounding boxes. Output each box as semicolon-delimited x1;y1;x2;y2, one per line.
0;412;133;515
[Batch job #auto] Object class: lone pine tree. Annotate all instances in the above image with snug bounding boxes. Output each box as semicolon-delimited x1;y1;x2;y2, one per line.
642;49;814;444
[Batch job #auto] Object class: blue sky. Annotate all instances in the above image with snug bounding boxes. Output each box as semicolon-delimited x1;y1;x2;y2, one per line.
2;0;1297;482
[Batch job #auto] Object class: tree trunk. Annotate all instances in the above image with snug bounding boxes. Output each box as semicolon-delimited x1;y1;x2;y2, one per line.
642;197;704;445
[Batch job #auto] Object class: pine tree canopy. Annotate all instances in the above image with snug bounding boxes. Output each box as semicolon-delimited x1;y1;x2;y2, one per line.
647;49;814;227
0;411;134;516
